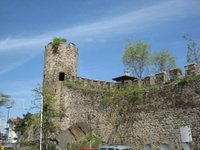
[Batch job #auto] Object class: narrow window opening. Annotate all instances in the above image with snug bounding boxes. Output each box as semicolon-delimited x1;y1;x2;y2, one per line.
59;72;65;81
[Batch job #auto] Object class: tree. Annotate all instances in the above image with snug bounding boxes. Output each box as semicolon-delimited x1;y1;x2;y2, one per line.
0;93;14;109
33;86;62;150
183;34;200;66
122;40;151;79
0;93;10;107
152;49;176;73
14;113;32;135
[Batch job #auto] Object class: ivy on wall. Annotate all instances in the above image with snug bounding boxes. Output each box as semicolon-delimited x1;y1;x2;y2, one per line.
64;79;158;105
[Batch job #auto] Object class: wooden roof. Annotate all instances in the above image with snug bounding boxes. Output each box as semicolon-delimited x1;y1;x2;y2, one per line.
112;75;137;82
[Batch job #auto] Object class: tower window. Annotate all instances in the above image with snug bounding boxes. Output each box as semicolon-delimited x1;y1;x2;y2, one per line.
59;72;65;81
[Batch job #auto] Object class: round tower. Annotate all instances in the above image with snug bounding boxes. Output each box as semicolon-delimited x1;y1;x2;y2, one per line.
43;39;78;90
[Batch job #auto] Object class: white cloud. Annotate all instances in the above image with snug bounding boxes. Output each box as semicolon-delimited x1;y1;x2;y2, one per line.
0;0;199;75
0;0;199;52
0;61;24;75
0;54;36;75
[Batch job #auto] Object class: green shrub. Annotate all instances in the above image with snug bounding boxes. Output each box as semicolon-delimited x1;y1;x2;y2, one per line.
66;133;101;150
52;37;66;53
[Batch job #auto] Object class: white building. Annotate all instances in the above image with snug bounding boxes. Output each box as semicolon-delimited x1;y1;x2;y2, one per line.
6;118;20;143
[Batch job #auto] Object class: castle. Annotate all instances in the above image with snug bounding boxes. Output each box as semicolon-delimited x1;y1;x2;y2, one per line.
43;40;200;150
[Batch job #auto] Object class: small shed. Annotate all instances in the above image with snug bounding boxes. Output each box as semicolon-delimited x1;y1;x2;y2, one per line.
112;72;137;85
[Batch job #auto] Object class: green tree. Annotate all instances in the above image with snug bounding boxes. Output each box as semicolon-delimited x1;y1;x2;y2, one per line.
14;113;32;135
0;93;10;107
33;86;62;150
183;34;200;66
0;93;14;109
122;40;151;79
152;49;176;72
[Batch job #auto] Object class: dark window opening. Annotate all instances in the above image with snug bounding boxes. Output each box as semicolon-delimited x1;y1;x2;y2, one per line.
59;72;65;81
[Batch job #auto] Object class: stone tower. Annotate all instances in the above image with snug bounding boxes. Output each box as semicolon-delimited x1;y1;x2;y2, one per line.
43;40;78;92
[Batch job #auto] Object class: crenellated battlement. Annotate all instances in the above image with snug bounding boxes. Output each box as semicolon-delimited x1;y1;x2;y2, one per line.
65;75;116;89
44;39;199;91
143;63;199;86
60;63;199;90
47;41;77;49
141;63;199;86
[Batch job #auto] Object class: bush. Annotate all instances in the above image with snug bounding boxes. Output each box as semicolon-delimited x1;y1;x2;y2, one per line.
52;37;66;53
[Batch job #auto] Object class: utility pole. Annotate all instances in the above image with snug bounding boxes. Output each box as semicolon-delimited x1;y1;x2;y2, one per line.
6;106;12;144
40;95;43;150
6;106;12;125
88;112;95;148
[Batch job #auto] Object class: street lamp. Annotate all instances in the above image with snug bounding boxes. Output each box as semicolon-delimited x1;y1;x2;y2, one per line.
6;106;12;143
6;106;12;123
40;95;43;150
33;87;43;150
87;112;95;148
0;119;5;140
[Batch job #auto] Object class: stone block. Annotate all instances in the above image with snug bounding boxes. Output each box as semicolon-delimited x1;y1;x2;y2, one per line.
77;77;83;82
169;68;182;81
89;79;94;86
143;76;155;86
155;71;167;84
185;63;198;76
73;76;77;81
133;78;142;87
83;79;88;86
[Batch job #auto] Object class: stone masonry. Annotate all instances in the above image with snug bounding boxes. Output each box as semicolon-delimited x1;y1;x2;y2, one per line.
43;40;200;150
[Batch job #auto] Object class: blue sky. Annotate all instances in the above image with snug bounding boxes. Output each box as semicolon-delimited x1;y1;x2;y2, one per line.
0;0;200;126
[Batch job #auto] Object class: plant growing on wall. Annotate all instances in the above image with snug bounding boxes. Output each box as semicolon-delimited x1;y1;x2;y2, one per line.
67;133;101;150
28;86;63;150
52;37;66;53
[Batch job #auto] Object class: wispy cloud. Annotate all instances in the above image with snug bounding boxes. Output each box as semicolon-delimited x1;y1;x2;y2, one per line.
1;79;41;92
0;0;199;52
0;0;199;76
0;37;48;52
0;57;31;75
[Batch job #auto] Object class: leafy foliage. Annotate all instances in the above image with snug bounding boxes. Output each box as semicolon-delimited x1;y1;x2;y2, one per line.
52;37;66;53
41;86;63;149
0;93;14;109
152;49;176;73
67;133;101;150
0;93;10;107
183;34;200;66
122;40;177;78
103;85;158;105
19;86;62;149
14;113;32;136
122;40;151;79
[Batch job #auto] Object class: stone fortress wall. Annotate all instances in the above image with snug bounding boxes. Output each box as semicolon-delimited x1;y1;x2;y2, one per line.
43;39;198;90
63;63;198;89
43;40;200;150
